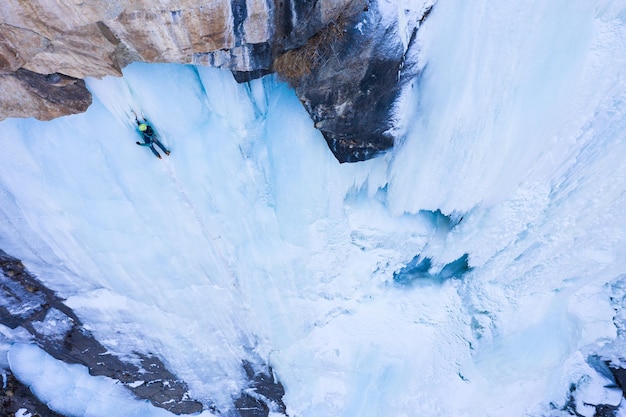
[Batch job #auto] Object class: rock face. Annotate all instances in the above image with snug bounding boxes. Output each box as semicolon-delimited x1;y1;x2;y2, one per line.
1;0;432;161
275;2;432;162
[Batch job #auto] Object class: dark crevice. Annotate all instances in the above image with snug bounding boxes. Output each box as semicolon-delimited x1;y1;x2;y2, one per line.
231;0;248;47
235;360;287;416
393;253;471;286
96;21;120;45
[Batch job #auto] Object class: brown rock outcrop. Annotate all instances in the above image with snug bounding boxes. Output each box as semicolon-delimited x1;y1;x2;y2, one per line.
0;0;276;81
0;69;92;120
0;0;346;118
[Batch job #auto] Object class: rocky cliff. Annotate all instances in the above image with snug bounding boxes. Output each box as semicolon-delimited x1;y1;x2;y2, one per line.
1;0;432;161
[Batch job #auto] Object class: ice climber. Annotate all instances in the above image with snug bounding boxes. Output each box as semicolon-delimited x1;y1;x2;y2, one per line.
135;117;170;159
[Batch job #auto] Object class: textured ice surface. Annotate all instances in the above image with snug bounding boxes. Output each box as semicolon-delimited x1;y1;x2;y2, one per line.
30;308;73;341
0;0;626;416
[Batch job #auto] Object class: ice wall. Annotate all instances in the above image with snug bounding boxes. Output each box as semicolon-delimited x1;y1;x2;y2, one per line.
0;0;626;416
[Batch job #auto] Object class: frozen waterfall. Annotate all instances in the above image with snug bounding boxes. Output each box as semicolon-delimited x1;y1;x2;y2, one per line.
1;0;626;416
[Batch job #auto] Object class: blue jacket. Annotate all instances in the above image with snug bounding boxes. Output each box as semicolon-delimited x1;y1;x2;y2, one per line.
137;124;155;145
